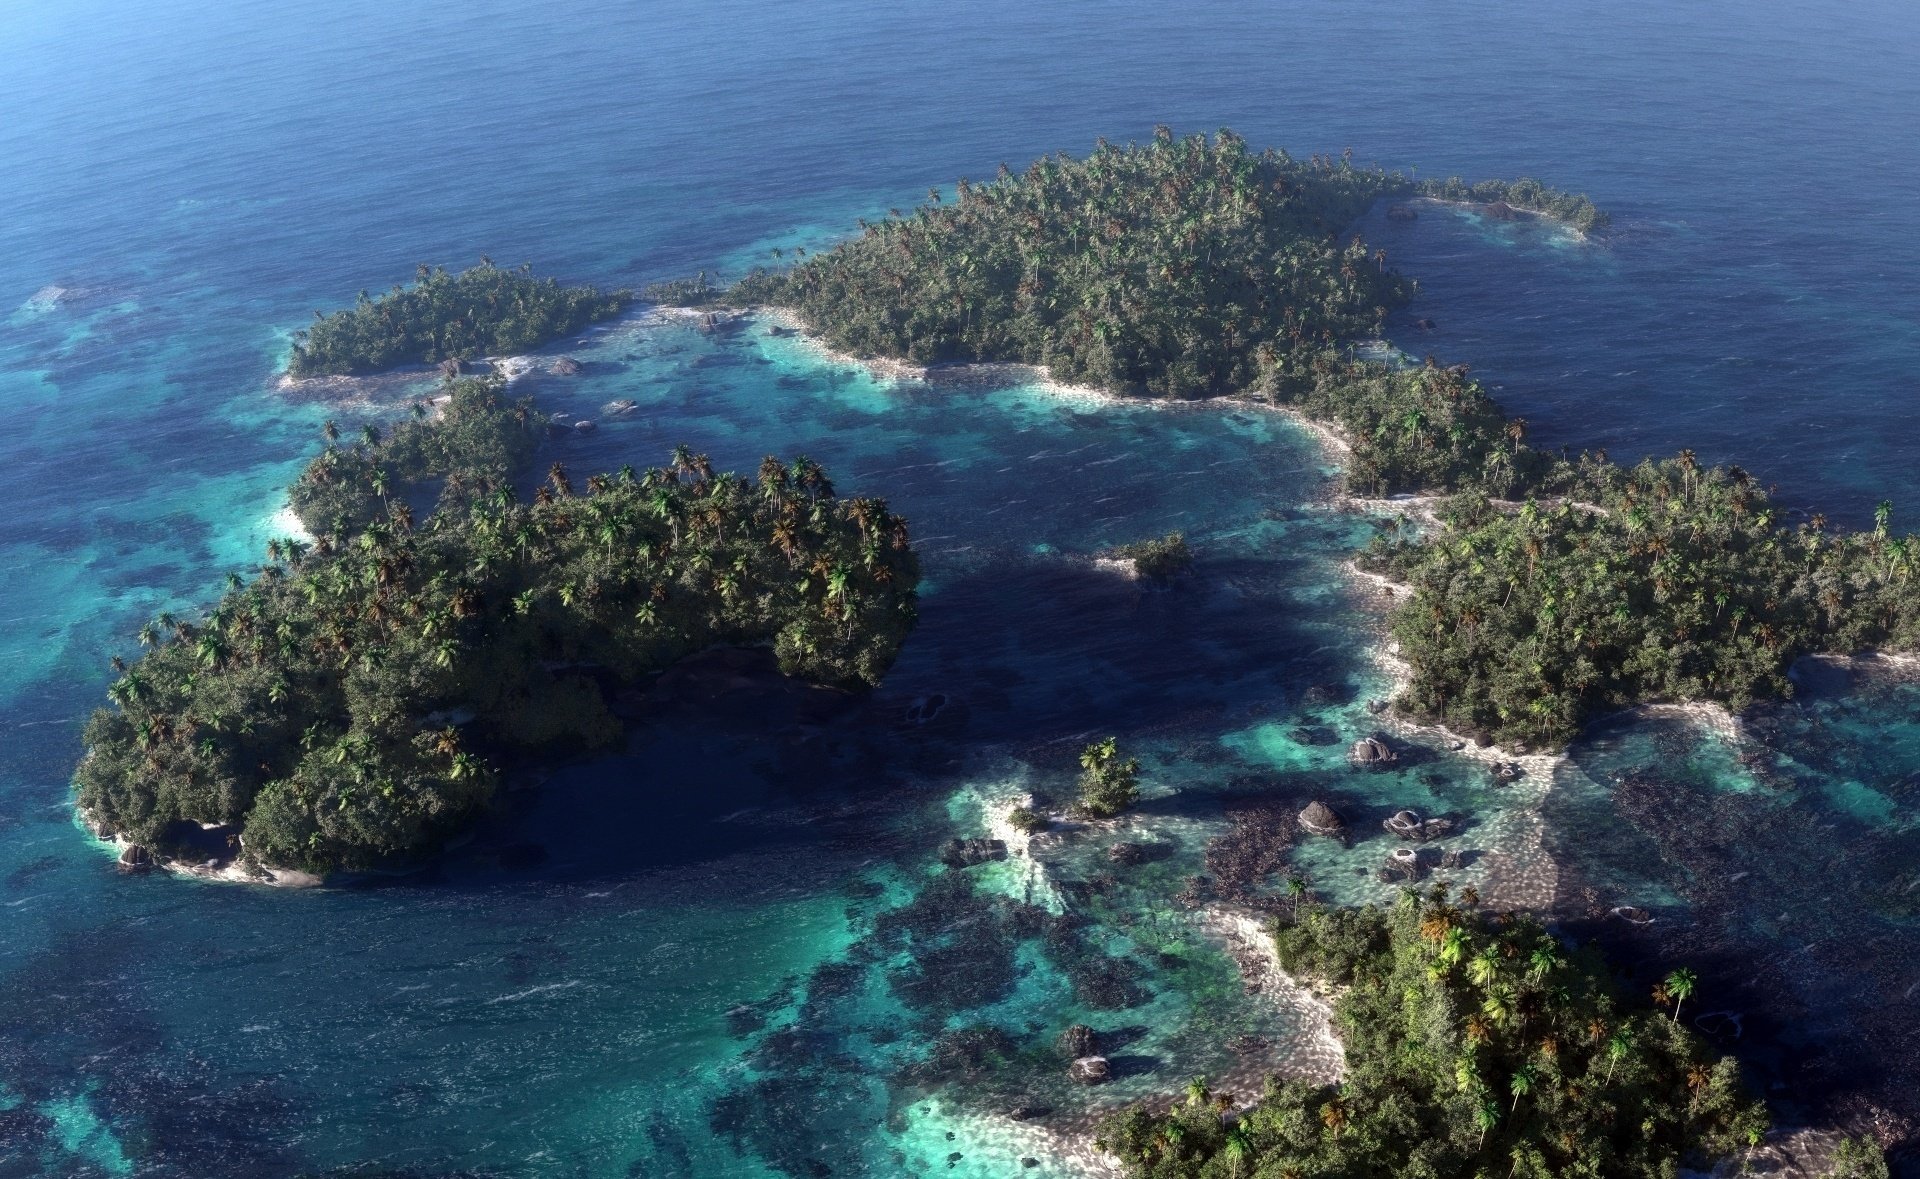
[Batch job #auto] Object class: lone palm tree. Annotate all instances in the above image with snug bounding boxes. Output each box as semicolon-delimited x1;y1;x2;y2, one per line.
1664;968;1697;1024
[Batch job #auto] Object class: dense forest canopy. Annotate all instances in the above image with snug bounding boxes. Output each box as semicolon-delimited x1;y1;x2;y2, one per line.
1367;461;1920;747
286;261;631;377
724;128;1414;399
1098;894;1765;1179
78;390;919;873
289;377;544;535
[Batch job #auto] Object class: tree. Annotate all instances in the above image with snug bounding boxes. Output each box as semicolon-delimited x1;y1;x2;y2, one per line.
1508;1064;1535;1113
1605;1030;1632;1083
1826;1136;1891;1179
1664;968;1697;1024
1076;739;1142;818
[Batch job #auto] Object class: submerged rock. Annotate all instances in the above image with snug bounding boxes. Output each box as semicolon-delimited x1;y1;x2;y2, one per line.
1385;203;1419;222
603;398;639;416
552;355;582;375
1382;847;1422;881
939;838;1007;868
1057;1023;1097;1058
1068;1055;1110;1085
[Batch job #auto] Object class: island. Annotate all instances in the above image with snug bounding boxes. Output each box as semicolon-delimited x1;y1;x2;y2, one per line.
661;126;1920;753
1098;892;1765;1178
77;378;920;877
286;260;632;377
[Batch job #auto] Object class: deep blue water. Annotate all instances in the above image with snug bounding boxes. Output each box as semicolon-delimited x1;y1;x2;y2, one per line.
4;0;1920;1174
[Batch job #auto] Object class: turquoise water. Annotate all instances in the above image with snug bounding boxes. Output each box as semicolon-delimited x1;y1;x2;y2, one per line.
6;0;1920;1173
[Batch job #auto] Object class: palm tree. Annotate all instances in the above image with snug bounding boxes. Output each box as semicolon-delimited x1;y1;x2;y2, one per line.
1527;944;1563;982
1508;1064;1535;1113
1604;1030;1632;1083
1664;967;1697;1024
1475;1100;1499;1150
1319;1098;1346;1141
1222;1127;1252;1176
1286;875;1308;916
1184;1076;1211;1108
1468;946;1503;989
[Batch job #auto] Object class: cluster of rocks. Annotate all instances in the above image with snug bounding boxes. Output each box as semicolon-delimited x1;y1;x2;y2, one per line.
1383;808;1455;841
1489;761;1524;785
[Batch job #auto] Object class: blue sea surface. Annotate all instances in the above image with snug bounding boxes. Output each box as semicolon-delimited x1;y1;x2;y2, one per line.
3;0;1920;1174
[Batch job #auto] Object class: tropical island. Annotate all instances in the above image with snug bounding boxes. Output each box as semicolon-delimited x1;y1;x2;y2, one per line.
1097;891;1767;1178
77;376;919;875
660;126;1920;752
285;260;631;377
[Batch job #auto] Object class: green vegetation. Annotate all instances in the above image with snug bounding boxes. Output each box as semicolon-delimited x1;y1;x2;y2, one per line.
725;128;1413;399
1097;893;1765;1178
288;377;543;535
1417;176;1611;233
78;435;919;873
1109;531;1195;579
1006;805;1049;834
1265;355;1554;498
1363;462;1920;748
287;261;631;377
1077;737;1141;817
1826;1137;1892;1179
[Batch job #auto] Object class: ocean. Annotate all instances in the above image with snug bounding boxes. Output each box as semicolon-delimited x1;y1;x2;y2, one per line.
3;0;1918;1174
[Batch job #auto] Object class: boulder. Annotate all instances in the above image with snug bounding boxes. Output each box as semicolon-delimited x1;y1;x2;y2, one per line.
438;356;464;379
1483;200;1522;221
1384;847;1422;880
1057;1024;1098;1058
117;844;153;870
603;398;639;416
1298;800;1345;839
1610;906;1654;925
552;355;582;376
940;838;1007;869
1385;203;1419;222
573;419;597;434
1491;762;1523;784
1349;736;1397;767
1068;1055;1111;1085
